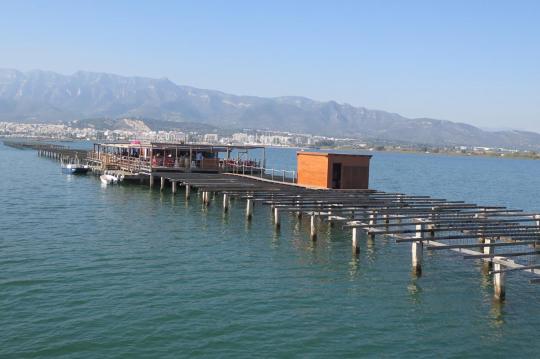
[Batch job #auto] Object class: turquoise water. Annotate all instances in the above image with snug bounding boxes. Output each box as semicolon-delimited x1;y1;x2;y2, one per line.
1;142;539;358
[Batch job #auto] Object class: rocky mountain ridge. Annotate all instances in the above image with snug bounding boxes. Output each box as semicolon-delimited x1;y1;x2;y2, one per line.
1;68;539;149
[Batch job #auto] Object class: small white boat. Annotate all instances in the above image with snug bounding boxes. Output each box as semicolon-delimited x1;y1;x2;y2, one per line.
100;172;119;185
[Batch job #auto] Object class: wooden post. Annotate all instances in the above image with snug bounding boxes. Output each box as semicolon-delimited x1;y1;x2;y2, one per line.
246;198;253;221
368;211;377;242
149;175;154;188
310;214;317;241
428;224;435;239
274;207;280;230
223;193;229;212
185;184;191;199
493;262;505;301
412;222;425;274
535;215;540;248
203;191;211;206
476;211;487;246
352;227;359;254
483;237;494;256
328;210;334;227
171;181;177;194
160;177;165;191
295;199;302;219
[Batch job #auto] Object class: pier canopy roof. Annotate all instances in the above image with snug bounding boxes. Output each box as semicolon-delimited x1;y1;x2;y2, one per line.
90;141;266;174
93;141;264;152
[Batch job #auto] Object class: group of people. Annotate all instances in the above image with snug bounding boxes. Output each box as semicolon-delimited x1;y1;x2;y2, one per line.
150;152;212;168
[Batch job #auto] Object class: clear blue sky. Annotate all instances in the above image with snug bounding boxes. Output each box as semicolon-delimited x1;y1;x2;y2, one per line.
1;0;539;131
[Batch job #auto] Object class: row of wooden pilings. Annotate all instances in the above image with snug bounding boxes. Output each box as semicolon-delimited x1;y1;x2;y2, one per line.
149;176;437;266
37;147;87;164
150;175;513;302
38;148;64;160
354;213;511;301
150;175;323;241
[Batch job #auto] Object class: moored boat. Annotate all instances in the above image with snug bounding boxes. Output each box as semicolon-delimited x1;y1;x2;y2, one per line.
61;163;90;174
100;173;119;185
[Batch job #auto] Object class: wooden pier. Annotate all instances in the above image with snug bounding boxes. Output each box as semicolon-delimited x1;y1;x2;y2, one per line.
3;140;88;163
5;139;540;302
151;170;540;302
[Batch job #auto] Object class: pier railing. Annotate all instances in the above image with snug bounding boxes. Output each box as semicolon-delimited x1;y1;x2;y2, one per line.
87;152;151;173
224;163;297;184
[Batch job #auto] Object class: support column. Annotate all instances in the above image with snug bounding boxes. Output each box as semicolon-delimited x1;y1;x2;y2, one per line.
185;184;191;199
295;199;302;219
328;210;334;227
493;262;505;301
246;198;253;221
203;191;211;206
483;237;494;256
310;214;317;241
535;215;540;248
352;227;359;254
274;207;280;230
428;224;436;239
368;211;377;242
476;211;487;246
172;181;177;194
160;177;165;191
412;221;425;274
149;176;154;188
223;193;229;212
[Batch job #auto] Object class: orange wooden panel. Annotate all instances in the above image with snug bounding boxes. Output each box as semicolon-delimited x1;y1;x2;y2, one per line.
297;152;329;188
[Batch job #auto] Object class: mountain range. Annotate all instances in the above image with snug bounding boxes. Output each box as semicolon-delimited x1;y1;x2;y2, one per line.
1;68;539;150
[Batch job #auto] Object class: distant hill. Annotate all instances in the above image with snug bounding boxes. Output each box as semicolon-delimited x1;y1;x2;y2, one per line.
68;118;221;133
1;68;540;149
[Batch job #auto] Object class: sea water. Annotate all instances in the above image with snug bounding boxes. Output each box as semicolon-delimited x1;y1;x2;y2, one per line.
1;142;539;358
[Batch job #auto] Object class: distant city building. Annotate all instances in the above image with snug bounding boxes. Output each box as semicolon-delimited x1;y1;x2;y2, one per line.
203;134;219;143
232;133;249;143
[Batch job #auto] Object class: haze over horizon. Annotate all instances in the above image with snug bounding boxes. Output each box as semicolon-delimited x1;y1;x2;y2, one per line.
1;0;539;131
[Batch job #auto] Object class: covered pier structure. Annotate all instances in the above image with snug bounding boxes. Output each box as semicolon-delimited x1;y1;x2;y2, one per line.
87;141;266;174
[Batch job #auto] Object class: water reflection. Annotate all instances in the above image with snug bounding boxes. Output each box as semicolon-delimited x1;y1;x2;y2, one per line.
365;235;377;263
480;262;492;290
490;299;506;328
408;278;423;304
271;231;280;249
348;254;360;279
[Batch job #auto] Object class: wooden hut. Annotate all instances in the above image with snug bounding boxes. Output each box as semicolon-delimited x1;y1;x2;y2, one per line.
296;152;371;189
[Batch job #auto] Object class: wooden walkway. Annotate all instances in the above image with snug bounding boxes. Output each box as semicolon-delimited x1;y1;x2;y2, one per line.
3;140;88;162
152;171;540;301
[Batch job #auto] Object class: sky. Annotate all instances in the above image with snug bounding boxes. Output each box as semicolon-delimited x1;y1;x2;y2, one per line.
0;0;539;131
